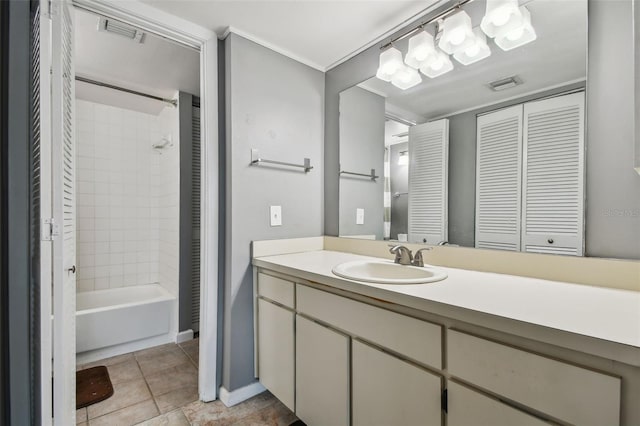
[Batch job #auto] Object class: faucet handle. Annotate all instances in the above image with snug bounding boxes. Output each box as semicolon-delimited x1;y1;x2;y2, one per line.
388;245;413;265
412;247;433;267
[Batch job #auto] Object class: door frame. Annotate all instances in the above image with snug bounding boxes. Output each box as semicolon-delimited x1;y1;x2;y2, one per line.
44;1;219;422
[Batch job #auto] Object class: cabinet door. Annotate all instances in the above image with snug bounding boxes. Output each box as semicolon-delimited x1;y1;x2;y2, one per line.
448;381;548;426
296;316;349;426
257;298;294;411
352;340;442;426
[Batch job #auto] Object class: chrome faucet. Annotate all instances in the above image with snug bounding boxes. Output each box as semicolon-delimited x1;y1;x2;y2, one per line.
388;245;413;265
412;247;433;267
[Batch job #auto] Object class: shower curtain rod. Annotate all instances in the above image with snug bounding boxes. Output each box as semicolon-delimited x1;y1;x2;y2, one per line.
75;76;178;107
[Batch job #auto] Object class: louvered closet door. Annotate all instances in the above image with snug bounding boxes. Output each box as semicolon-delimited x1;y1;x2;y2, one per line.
475;105;523;251
522;92;585;256
408;119;449;244
191;102;201;332
51;1;76;424
32;1;54;423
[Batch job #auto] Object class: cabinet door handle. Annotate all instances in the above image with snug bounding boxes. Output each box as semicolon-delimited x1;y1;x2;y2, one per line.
67;265;76;274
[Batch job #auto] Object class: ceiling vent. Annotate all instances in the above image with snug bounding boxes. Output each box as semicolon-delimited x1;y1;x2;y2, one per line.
98;17;145;43
488;76;523;91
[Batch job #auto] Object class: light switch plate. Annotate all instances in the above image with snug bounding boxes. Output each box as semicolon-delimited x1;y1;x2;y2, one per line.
356;208;365;225
270;205;282;227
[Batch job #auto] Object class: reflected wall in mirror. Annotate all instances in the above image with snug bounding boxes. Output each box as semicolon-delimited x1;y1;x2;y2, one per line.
339;0;589;256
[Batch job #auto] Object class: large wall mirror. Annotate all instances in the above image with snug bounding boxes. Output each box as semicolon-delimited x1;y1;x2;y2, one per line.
339;0;593;256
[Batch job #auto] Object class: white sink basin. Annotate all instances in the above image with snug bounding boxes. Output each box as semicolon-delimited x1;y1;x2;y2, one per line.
332;260;447;284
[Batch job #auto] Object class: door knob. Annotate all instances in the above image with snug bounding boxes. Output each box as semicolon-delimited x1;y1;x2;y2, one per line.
67;265;76;274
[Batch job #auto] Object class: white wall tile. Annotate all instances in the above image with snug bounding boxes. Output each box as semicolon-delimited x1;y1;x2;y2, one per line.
75;100;175;292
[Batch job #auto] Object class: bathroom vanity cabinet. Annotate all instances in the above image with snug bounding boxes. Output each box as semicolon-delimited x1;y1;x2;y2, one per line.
254;259;636;426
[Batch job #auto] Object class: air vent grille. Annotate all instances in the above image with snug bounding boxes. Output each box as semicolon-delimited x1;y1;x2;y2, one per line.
98;17;145;43
488;76;523;91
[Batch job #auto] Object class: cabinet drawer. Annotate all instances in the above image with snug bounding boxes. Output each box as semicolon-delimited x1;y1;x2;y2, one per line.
297;284;442;369
448;381;549;426
258;273;295;308
448;330;620;426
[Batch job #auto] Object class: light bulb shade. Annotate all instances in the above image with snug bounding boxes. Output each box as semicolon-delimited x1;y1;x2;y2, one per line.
438;11;476;54
404;31;437;69
453;28;492;65
391;65;422;90
419;50;454;78
480;0;523;38
376;47;404;82
494;7;536;51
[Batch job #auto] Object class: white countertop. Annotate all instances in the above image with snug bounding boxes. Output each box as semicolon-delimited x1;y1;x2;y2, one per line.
253;250;640;356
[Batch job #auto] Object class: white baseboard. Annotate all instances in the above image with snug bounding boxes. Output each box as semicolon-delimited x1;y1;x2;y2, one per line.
219;382;266;407
176;329;194;344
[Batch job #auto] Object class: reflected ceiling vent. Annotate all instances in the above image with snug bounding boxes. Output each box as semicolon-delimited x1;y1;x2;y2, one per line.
488;75;523;91
98;17;145;43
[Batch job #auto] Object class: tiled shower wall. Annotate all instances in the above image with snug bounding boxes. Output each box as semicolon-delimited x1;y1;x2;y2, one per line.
75;100;178;292
158;105;180;301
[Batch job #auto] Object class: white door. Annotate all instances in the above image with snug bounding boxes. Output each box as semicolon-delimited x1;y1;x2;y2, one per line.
33;1;54;424
408;119;449;244
475;105;523;251
522;92;585;256
51;1;77;424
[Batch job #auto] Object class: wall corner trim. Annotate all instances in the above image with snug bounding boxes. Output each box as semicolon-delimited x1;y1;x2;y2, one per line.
219;382;266;407
221;26;327;72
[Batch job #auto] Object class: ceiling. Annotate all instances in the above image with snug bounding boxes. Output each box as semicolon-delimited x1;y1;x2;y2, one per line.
74;8;200;114
139;0;437;70
358;0;587;122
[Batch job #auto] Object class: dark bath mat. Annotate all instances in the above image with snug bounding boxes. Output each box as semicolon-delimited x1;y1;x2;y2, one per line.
76;366;114;409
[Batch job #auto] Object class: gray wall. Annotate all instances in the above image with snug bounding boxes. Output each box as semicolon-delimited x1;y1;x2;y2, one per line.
586;0;640;259
339;86;385;238
324;0;640;260
5;0;35;423
635;0;639;171
223;33;324;391
390;143;409;239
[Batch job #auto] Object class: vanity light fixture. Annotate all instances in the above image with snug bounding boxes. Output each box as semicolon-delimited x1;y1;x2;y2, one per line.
376;46;404;82
494;6;537;51
480;0;523;38
438;11;476;55
453;28;492;65
404;31;438;69
420;49;454;78
391;65;422;90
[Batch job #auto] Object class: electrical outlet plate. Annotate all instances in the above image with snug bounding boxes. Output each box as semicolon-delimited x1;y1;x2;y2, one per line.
356;208;365;225
270;205;282;226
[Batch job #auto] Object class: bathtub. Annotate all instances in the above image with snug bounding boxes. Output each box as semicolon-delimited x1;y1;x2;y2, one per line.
76;284;175;354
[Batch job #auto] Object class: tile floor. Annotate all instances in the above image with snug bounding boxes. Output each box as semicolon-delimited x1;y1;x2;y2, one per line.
76;339;298;426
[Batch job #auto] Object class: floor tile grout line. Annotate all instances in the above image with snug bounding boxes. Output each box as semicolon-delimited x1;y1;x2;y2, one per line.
137;356;162;417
